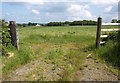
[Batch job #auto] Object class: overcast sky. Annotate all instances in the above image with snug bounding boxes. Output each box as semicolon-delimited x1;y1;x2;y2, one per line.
0;0;120;23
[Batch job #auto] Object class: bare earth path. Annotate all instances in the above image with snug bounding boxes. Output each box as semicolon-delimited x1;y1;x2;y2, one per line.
3;57;64;81
3;54;118;81
71;55;118;81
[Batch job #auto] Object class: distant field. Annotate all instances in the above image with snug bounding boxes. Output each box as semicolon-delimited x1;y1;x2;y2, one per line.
19;26;97;44
18;25;119;46
18;26;97;59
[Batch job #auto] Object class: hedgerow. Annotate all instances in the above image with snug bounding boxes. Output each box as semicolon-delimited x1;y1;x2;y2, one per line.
1;20;14;55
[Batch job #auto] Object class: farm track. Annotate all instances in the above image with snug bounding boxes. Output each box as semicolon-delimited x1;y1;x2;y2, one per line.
71;56;118;81
3;57;64;81
3;53;118;81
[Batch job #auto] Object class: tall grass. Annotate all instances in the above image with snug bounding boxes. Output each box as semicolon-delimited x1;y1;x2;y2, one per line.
2;46;34;75
96;31;120;71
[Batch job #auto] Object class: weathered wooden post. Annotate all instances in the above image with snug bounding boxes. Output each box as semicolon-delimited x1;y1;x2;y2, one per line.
96;17;102;48
9;21;19;49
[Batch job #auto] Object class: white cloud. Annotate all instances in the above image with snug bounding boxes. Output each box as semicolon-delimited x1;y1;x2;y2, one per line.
27;0;44;5
105;6;113;12
68;4;82;13
67;4;92;20
90;0;119;5
32;9;40;15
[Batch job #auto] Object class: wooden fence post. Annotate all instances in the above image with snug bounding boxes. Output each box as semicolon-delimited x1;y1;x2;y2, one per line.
96;17;102;48
9;21;19;49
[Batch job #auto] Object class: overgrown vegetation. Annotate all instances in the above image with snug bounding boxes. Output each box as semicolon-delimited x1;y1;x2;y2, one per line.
1;20;34;75
5;26;95;80
1;20;13;55
2;25;120;80
96;31;120;69
2;46;33;74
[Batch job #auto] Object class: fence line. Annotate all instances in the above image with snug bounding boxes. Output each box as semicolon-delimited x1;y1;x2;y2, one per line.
102;23;120;25
101;28;120;32
96;17;120;48
9;21;19;50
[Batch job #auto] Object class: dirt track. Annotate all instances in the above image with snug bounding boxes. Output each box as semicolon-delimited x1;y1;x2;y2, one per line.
2;53;118;81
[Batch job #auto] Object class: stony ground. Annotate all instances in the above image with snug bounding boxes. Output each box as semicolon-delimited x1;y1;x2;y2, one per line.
71;55;118;81
2;53;118;81
3;57;63;81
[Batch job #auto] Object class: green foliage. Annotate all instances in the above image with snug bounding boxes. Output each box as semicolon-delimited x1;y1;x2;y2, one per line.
1;20;13;55
1;20;34;75
108;32;118;41
111;19;120;23
22;23;28;27
111;19;117;23
28;22;38;26
2;45;15;55
117;20;120;23
17;24;23;27
96;31;120;69
2;30;11;46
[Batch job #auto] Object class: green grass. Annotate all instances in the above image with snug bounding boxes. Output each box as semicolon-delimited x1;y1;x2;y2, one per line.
2;25;120;80
2;46;34;75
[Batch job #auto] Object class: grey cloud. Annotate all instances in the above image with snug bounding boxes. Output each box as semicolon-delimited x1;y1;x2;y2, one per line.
2;2;27;6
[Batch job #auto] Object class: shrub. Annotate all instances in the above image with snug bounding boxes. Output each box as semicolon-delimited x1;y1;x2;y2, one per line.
1;20;13;55
96;31;120;68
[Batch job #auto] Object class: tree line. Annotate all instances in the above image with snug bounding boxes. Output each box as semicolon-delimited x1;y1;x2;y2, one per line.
111;19;120;23
1;19;120;28
46;20;97;26
23;19;120;27
16;20;97;27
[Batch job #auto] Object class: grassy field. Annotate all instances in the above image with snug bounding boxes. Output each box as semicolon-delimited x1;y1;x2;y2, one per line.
2;25;119;80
